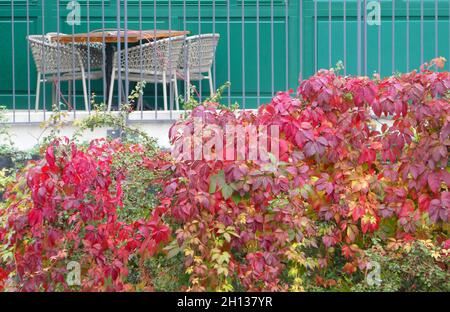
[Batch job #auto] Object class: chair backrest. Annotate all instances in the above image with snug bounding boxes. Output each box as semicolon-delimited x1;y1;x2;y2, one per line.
180;34;220;74
119;35;186;75
45;32;104;70
74;44;104;70
27;35;83;74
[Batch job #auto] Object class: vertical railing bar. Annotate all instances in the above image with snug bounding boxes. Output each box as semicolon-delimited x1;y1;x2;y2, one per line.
392;0;395;74
344;0;347;76
227;0;231;106
285;0;289;90
377;0;381;75
102;0;106;104
270;0;274;96
420;0;424;64
71;20;76;118
299;0;303;81
11;0;15;122
87;0;91;112
241;0;246;109
56;1;61;111
116;0;122;111
212;0;217;92
26;0;31;122
169;0;173;119
42;0;47;120
364;0;367;76
183;0;187;103
139;0;143;119
257;0;261;106
314;0;317;73
406;0;410;72
435;0;438;59
357;0;361;75
198;0;202;104
153;0;157;120
124;0;129;109
328;0;332;69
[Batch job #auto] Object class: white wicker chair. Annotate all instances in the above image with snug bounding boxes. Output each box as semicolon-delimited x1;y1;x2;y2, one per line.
178;34;220;98
108;35;186;111
28;35;103;111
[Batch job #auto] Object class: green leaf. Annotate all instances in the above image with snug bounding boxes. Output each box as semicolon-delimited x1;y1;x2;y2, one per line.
232;193;242;205
221;184;234;200
209;174;217;194
163;240;182;259
288;229;296;242
268;152;277;164
166;246;181;259
216;170;226;187
218;252;231;264
210;170;227;194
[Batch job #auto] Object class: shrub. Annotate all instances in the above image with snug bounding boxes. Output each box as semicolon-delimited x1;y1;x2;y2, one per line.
0;138;170;291
350;239;450;292
158;59;449;291
0;59;448;292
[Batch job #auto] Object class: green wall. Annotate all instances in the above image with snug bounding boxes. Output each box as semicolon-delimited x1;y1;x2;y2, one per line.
0;0;449;110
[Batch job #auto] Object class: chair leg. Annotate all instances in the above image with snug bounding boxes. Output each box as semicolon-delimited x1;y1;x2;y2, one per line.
81;70;89;111
35;72;41;112
137;93;143;111
208;69;214;97
67;81;72;108
51;81;56;108
55;81;62;110
185;72;191;101
173;71;179;111
162;71;168;111
107;70;115;111
121;80;127;105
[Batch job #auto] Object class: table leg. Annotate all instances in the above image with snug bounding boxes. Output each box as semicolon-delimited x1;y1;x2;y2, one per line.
104;43;116;109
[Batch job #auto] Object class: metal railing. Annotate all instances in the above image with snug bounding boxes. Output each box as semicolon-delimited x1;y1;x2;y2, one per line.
1;0;449;124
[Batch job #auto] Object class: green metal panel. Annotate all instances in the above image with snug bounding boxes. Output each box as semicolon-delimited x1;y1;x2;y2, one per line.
314;0;450;78
0;1;449;111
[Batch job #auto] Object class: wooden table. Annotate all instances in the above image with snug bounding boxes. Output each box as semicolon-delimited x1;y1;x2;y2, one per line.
51;30;189;44
50;30;190;108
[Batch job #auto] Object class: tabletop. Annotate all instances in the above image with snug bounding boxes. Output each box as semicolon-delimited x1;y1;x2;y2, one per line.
50;30;190;44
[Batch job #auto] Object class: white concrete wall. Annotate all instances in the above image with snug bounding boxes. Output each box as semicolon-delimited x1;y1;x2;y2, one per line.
2;110;181;150
2;110;392;151
5;122;177;150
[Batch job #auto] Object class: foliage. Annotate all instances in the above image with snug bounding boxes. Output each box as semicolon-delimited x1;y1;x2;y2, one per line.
350;239;450;292
0;60;449;292
38;103;71;147
141;253;189;291
0;106;15;156
157;58;449;291
0;169;14;195
0;138;170;291
179;81;238;118
0;82;176;292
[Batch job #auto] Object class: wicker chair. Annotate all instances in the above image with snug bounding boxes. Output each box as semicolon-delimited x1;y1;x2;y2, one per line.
28;35;103;111
178;34;220;98
107;35;186;111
